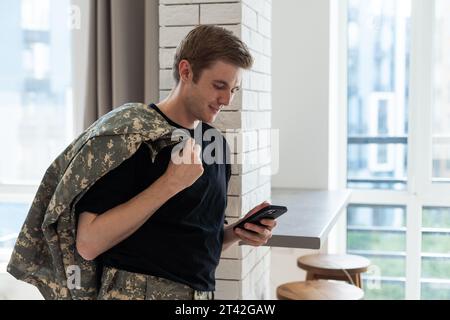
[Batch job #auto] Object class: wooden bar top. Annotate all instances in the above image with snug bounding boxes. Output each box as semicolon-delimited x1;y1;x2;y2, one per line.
264;188;351;249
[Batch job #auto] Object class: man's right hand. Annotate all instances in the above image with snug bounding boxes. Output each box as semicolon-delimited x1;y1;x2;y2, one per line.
164;137;204;192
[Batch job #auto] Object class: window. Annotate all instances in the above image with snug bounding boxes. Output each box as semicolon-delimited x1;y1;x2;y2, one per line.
431;0;450;181
347;204;406;299
0;203;29;268
0;0;73;270
347;0;410;192
421;207;450;299
344;0;450;299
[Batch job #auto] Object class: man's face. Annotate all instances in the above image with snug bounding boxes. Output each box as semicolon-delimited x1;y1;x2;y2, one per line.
183;60;242;124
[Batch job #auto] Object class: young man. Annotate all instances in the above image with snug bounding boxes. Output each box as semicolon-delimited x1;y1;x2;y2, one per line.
75;25;277;300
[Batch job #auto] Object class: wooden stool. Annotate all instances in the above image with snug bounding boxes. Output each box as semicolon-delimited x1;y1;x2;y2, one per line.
277;280;364;300
297;254;371;288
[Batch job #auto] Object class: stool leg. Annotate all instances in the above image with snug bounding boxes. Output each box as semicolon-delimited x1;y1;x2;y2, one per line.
351;274;362;288
306;272;316;281
356;274;363;289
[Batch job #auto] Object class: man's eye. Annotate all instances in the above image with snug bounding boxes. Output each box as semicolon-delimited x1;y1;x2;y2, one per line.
214;84;225;90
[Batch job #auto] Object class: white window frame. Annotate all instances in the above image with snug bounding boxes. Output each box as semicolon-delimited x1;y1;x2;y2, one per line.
0;0;78;274
331;0;450;300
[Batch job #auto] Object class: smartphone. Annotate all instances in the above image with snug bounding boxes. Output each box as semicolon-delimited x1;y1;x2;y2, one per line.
233;205;287;231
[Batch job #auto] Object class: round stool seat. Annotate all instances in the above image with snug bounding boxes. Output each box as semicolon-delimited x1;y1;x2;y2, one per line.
297;254;370;277
277;280;364;300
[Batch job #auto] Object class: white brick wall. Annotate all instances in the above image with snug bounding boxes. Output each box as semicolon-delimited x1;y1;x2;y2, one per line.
160;26;195;47
159;5;199;26
159;0;272;300
200;3;241;25
216;249;271;299
214;111;271;132
225;182;271;219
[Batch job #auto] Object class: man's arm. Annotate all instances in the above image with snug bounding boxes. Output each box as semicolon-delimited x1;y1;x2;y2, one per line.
76;174;179;261
76;138;203;261
222;222;240;252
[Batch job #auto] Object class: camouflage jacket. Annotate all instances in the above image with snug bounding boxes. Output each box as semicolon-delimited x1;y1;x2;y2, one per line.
7;103;181;300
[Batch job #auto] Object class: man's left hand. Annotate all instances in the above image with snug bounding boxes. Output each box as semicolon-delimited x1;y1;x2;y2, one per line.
233;201;277;246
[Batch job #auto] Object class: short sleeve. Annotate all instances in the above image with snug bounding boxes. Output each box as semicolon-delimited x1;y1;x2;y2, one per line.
74;145;146;215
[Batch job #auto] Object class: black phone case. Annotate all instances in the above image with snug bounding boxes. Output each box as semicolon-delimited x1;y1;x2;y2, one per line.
233;205;287;230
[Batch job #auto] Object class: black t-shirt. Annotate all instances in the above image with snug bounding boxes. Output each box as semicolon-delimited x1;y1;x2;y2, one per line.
75;104;231;292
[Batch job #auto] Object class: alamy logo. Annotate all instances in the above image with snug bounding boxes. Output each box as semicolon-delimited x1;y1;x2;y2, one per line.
68;5;81;30
169;125;280;175
366;264;382;290
66;265;81;290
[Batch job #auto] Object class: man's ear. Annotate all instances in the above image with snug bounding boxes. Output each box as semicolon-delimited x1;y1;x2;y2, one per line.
178;59;193;82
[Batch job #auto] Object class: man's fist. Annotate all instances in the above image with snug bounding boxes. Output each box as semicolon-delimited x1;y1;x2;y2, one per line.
164;138;204;192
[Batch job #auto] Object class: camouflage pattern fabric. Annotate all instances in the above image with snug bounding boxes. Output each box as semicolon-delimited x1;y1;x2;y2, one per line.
7;103;182;300
98;266;214;300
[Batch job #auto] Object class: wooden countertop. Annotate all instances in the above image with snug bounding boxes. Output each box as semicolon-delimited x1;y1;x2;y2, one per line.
264;188;351;249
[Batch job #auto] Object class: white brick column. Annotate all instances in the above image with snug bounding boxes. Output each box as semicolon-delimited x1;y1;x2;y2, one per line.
159;0;272;300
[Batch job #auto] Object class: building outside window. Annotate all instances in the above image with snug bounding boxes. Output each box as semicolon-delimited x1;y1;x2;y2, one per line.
345;0;450;299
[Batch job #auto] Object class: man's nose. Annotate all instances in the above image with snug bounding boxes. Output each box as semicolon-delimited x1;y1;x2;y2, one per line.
219;90;233;106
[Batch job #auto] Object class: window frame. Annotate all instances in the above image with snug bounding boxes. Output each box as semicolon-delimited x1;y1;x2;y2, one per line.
0;0;75;274
333;0;450;300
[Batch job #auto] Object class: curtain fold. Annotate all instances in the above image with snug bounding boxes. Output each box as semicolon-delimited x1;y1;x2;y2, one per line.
75;0;159;130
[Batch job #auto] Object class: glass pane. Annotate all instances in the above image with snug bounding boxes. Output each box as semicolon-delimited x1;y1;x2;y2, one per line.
422;257;450;279
422;233;450;254
348;143;407;190
421;207;450;299
347;205;406;252
347;205;406;299
422;207;450;228
0;202;29;264
431;0;450;181
363;280;405;300
347;0;411;190
0;203;29;240
348;205;406;228
432;144;450;179
365;255;405;277
348;230;405;251
0;0;73;185
421;283;450;300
